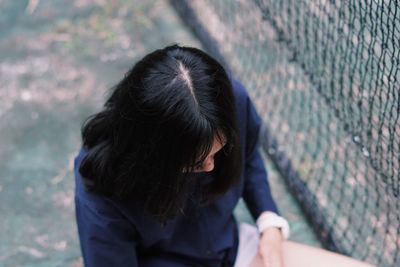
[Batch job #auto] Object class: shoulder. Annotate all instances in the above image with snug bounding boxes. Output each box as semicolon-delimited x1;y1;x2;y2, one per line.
230;76;250;106
229;76;252;124
74;147;119;211
74;147;148;227
229;76;258;127
229;75;260;119
229;76;264;153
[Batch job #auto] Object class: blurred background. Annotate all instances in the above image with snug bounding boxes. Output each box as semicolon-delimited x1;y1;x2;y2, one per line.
2;0;399;267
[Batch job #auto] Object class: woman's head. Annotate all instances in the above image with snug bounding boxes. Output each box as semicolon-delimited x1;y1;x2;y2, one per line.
79;44;242;222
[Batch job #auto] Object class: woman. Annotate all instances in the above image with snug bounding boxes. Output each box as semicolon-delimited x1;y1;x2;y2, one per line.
74;44;289;267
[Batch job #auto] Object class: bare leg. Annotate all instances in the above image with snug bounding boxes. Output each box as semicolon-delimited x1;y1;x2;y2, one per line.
248;241;376;267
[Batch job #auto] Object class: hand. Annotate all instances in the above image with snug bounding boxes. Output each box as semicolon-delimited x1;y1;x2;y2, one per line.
258;227;284;267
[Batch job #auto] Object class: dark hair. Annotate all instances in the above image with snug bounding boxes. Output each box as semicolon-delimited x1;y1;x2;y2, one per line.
79;44;242;222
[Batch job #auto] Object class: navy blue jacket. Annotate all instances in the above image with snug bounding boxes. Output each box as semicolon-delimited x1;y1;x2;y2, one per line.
74;78;279;267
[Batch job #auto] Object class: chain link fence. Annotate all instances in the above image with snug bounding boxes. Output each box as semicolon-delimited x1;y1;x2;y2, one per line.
170;1;400;266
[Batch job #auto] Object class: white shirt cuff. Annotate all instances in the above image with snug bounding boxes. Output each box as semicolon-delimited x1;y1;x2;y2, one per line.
256;211;290;240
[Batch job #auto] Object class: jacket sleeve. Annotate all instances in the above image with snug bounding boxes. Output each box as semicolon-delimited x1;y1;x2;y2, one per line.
75;196;138;267
242;94;280;220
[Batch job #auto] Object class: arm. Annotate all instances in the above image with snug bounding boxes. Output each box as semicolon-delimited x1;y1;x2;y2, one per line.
242;93;288;267
242;94;279;219
75;196;138;267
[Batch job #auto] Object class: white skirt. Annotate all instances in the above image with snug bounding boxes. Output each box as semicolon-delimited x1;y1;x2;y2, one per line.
234;223;260;267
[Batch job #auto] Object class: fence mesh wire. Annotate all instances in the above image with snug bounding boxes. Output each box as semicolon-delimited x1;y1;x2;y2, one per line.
170;1;400;266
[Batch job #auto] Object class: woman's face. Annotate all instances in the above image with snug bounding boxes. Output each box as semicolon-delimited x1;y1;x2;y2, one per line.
191;137;226;173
